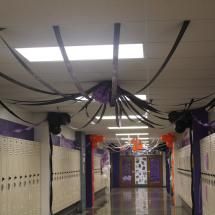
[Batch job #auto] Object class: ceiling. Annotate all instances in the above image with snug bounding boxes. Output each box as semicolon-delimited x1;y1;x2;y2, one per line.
0;0;215;141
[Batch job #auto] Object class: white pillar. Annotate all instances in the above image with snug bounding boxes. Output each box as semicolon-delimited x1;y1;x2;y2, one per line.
34;120;50;215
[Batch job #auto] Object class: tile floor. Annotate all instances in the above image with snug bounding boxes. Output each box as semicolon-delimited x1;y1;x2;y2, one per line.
84;188;191;215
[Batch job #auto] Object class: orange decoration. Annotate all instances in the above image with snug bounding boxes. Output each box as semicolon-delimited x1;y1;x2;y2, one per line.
90;135;104;148
132;138;143;151
160;133;175;149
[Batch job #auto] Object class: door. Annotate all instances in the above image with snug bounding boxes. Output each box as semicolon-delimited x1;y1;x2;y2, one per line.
119;156;134;187
135;156;148;186
148;155;163;187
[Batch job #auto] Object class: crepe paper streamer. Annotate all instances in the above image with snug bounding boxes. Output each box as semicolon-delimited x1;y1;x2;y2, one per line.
89;135;104;148
0;33;65;97
160;133;175;149
132;138;143;152
53;25;88;99
0;71;64;96
137;20;190;93
0;100;36;125
111;23;120;107
15;80;162;129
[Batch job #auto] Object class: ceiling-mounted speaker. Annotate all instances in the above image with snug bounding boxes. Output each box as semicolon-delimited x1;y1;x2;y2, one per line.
47;112;71;135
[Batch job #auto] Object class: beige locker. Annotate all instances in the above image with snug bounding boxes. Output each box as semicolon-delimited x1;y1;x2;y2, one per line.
210;134;215;175
210;134;215;215
52;146;81;213
200;134;215;215
0;136;41;215
202;175;206;215
0;136;8;215
201;137;207;174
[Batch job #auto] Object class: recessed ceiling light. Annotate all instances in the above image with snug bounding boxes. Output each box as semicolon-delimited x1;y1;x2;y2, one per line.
16;44;144;62
121;137;150;140
116;133;149;136
108;126;148;130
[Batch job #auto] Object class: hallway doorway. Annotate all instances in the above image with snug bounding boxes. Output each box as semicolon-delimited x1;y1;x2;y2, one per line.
119;155;163;187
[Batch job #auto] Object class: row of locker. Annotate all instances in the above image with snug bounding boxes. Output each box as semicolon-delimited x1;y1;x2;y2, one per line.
94;170;106;193
177;170;192;208
200;134;215;175
0;136;40;215
52;146;80;173
0;136;40;180
177;144;192;208
201;174;215;215
52;146;81;214
94;154;106;192
177;144;191;171
201;134;215;215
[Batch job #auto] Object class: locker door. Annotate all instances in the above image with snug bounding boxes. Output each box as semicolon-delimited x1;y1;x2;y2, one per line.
0;136;8;215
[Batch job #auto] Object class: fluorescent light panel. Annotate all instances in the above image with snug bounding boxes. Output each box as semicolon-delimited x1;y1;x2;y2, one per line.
108;126;148;130
121;137;149;140
16;44;144;62
96;113;147;120
116;133;149;136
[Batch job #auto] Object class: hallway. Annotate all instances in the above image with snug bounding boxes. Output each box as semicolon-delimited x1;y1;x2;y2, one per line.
85;188;191;215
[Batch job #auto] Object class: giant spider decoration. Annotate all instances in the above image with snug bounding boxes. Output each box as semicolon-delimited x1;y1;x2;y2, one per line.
0;20;213;129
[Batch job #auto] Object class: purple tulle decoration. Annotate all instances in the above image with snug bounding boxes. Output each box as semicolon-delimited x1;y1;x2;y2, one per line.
92;83;111;104
193;115;215;130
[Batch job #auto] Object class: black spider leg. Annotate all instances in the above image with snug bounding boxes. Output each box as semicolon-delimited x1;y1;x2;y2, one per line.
137;20;190;93
0;100;35;125
72;104;104;129
119;95;155;128
0;71;64;95
53;26;88;99
93;104;107;124
0;35;65;97
121;95;162;127
11;82;102;105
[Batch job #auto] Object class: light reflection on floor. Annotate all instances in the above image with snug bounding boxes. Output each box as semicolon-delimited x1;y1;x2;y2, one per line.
83;188;191;215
